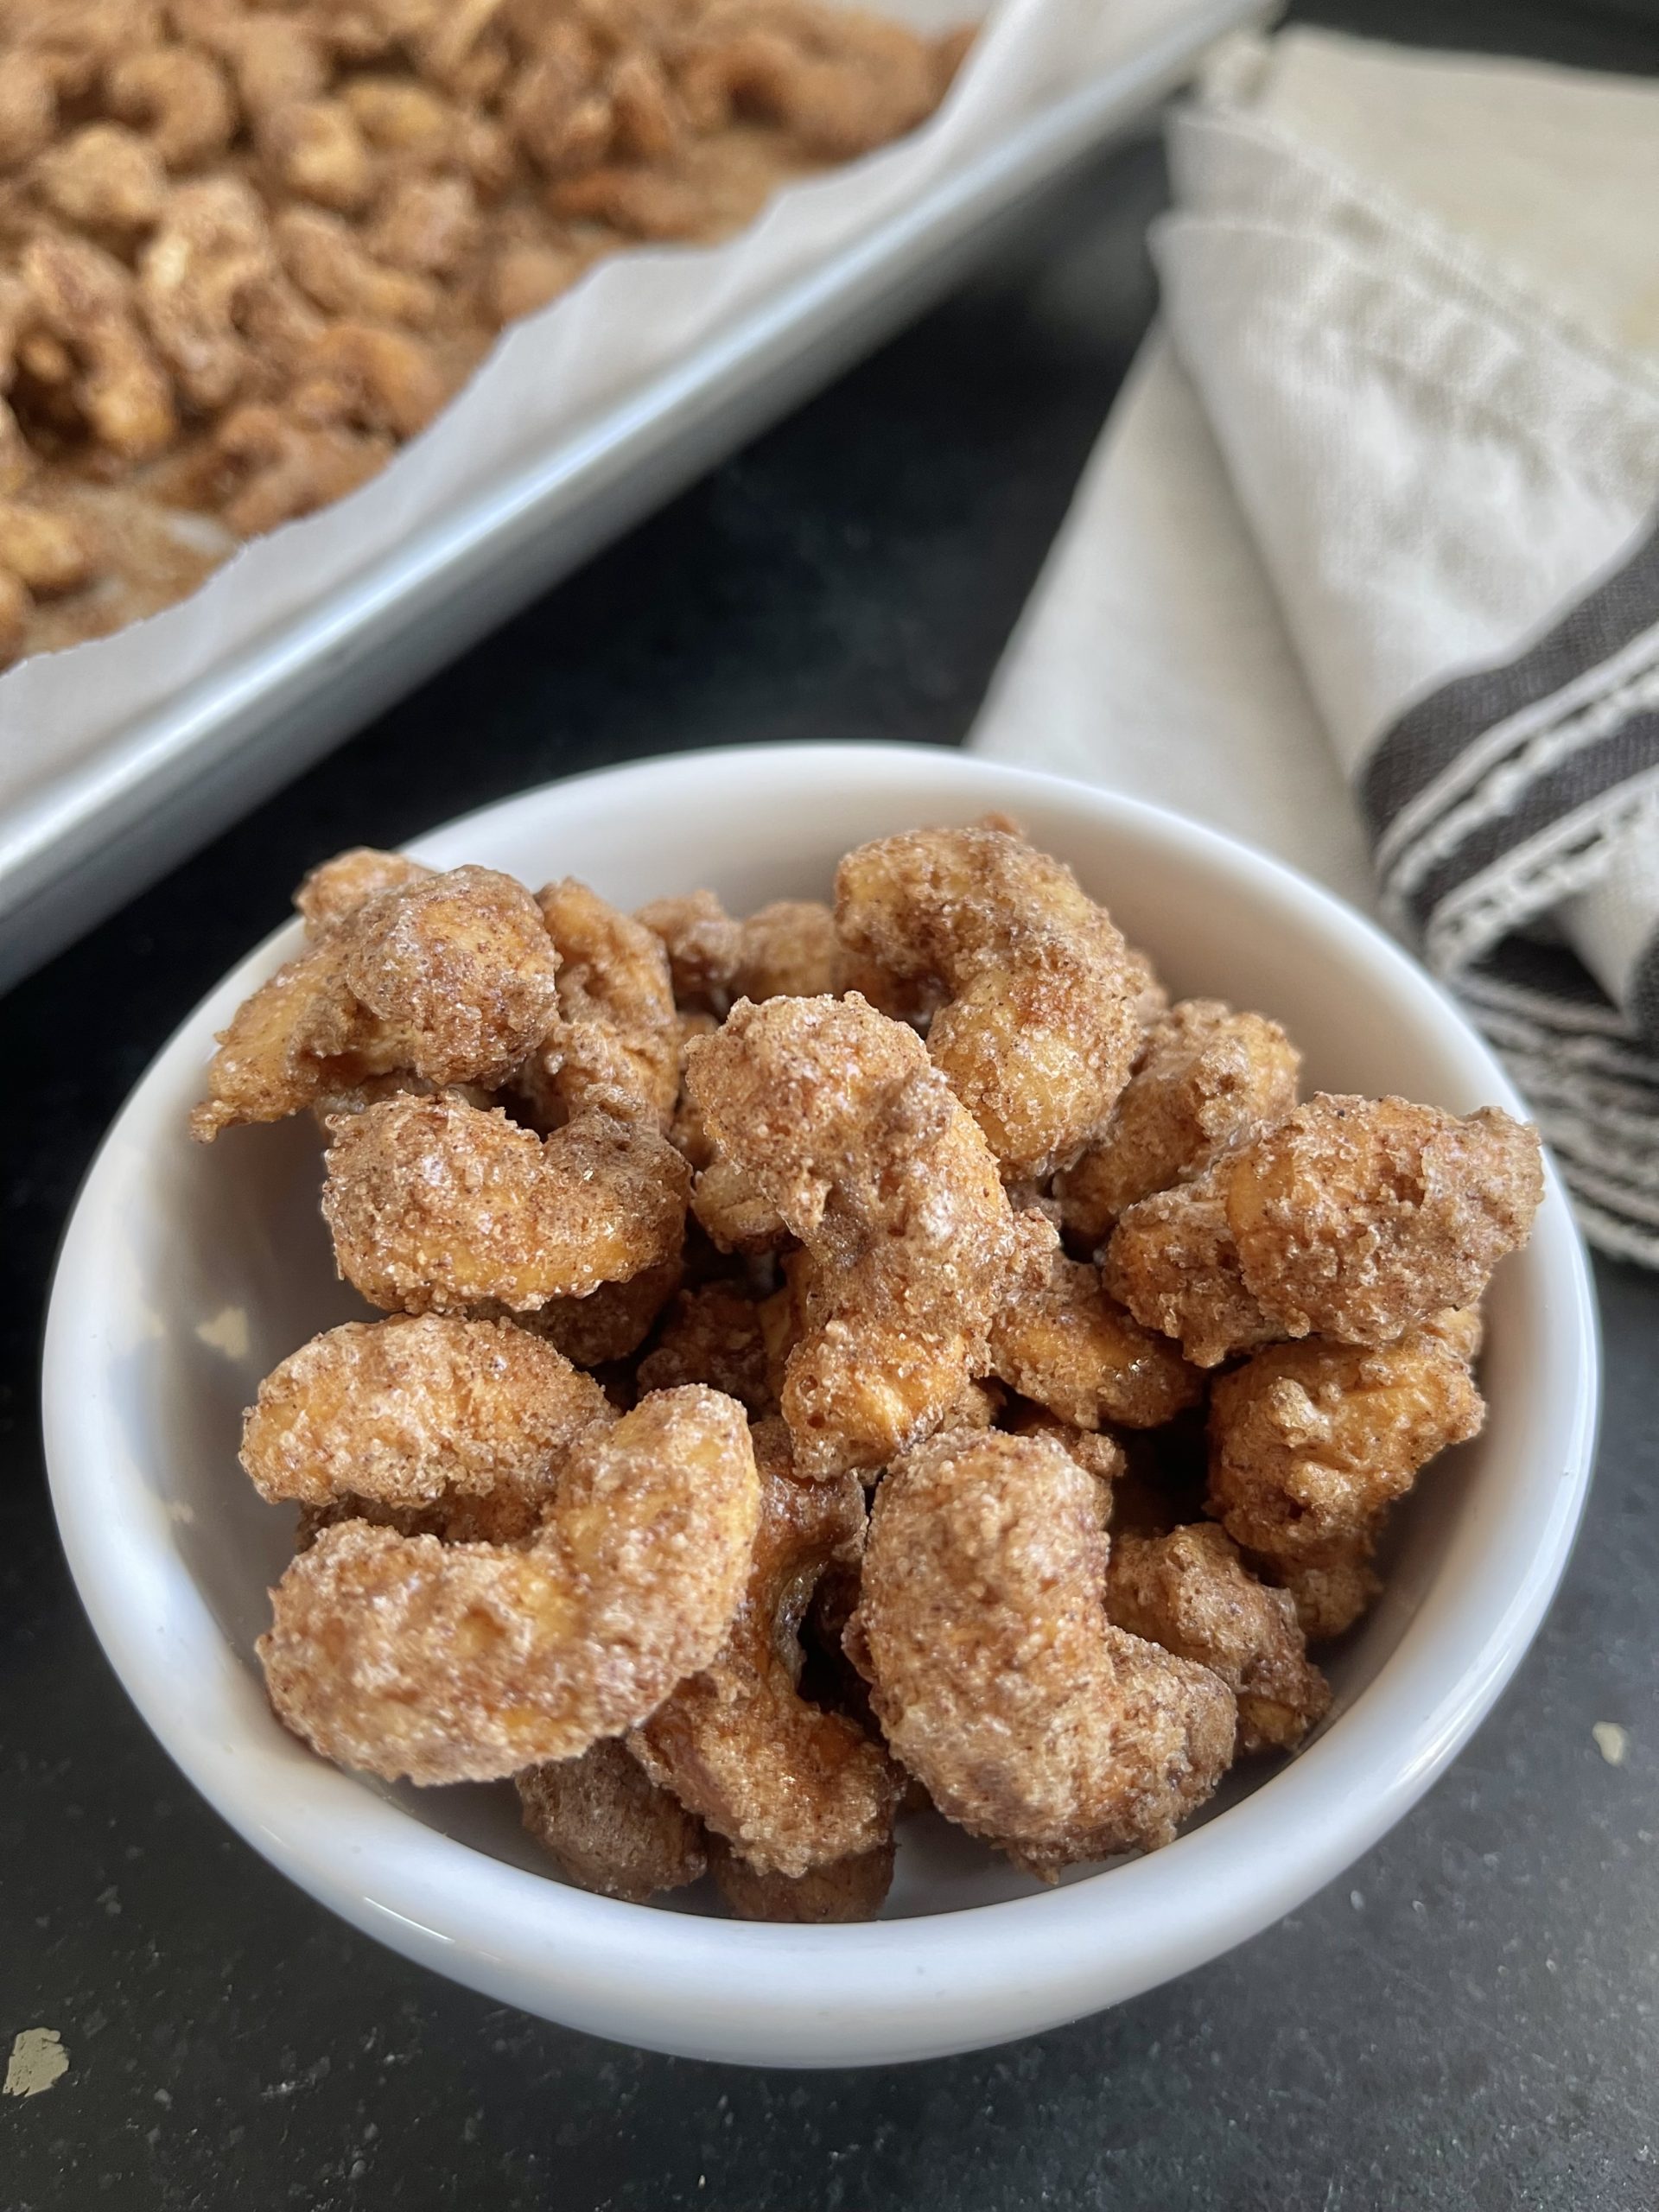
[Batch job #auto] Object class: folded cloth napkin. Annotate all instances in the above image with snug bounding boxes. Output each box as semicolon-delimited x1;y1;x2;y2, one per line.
971;27;1659;1265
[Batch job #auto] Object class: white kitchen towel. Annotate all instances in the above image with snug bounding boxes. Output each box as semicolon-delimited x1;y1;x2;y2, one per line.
972;28;1659;1266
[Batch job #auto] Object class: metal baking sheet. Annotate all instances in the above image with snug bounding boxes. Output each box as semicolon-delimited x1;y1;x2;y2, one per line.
0;0;1267;995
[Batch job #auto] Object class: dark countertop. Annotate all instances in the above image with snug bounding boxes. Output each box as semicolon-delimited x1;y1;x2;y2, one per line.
4;5;1657;2206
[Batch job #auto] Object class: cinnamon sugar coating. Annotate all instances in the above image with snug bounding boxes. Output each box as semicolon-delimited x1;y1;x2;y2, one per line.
259;1385;760;1783
190;864;560;1140
991;1211;1202;1431
684;993;1018;1478
1105;1523;1331;1754
1102;1160;1283;1369
632;1419;899;1878
241;1313;612;1512
518;1738;706;1904
634;1281;776;1415
321;1091;690;1313
1222;1096;1543;1345
516;877;680;1130
833;827;1141;1179
855;1430;1236;1875
708;1832;893;1923
1208;1321;1484;1613
636;889;844;1013
1057;999;1300;1243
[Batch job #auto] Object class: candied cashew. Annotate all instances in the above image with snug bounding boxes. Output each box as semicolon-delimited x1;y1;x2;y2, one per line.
213;402;385;534
518;1739;707;1903
261;98;377;213
514;877;681;1130
855;1430;1236;1874
637;889;844;1014
367;171;479;275
22;232;177;460
1222;1096;1544;1345
709;1833;893;1923
276;206;438;327
191;862;560;1137
321;1092;690;1313
258;1386;762;1783
990;1210;1202;1432
1056;1000;1301;1243
1102;1162;1281;1369
684;993;1019;1478
290;320;447;439
0;500;99;595
138;176;283;410
294;846;434;936
1206;1324;1484;1577
1104;1523;1331;1754
105;47;237;169
240;1313;613;1513
835;827;1141;1179
35;121;168;233
632;1419;899;1878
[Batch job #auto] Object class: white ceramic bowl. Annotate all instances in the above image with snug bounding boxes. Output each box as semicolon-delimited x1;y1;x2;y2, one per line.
44;744;1599;2069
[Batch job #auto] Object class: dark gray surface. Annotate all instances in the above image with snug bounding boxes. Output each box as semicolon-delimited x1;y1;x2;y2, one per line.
4;6;1658;2206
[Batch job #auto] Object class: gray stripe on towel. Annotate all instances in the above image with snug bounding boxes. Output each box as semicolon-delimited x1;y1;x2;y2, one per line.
1360;516;1659;842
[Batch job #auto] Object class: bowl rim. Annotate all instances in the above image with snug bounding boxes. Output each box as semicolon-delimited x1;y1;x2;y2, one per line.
41;742;1600;2068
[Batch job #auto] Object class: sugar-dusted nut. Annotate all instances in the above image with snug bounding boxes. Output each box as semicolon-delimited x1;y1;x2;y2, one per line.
990;1210;1202;1431
505;28;609;176
259;1386;762;1783
835;827;1141;1179
213;403;386;535
293;847;434;937
226;16;329;119
506;1252;683;1370
632;1419;899;1877
1057;1000;1300;1244
544;164;709;240
291;320;447;439
1222;1095;1544;1346
275;206;438;327
708;1832;893;1923
0;53;58;171
634;1282;776;1415
515;878;681;1131
1274;1556;1383;1646
1105;1523;1331;1754
481;237;582;324
35;122;168;232
321;1092;690;1313
0;500;99;595
191;862;562;1138
367;171;479;275
340;73;456;158
1207;1324;1484;1574
684;993;1019;1478
261;98;377;213
854;1429;1236;1875
22;232;177;461
137;175;277;410
518;1739;707;1903
636;889;844;1014
240;1313;613;1513
105;47;237;168
1102;1161;1282;1370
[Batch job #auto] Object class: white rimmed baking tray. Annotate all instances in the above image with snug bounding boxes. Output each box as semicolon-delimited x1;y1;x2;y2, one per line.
0;0;1267;995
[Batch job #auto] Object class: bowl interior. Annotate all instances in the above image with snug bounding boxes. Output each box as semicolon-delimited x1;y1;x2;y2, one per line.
45;748;1596;2059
